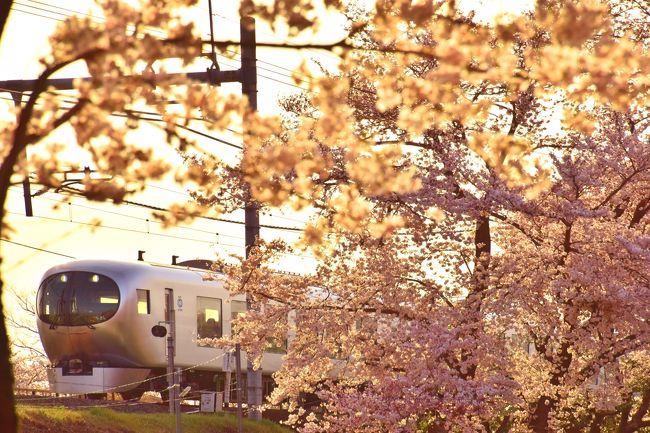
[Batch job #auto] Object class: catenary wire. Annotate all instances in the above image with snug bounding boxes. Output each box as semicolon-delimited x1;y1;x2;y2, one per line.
6;210;241;248
0;238;75;259
54;184;305;232
0;89;245;150
5;206;315;261
6;188;241;240
8;187;263;241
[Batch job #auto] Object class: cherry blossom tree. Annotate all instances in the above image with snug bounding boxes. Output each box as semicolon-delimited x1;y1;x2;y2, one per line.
208;1;650;432
6;288;48;389
2;1;650;433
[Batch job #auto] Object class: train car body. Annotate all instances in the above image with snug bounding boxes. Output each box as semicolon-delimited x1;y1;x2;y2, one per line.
36;259;282;397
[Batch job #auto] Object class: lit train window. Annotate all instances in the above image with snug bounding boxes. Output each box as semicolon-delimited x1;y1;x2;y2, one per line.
137;289;150;315
230;300;246;337
197;296;222;346
266;337;288;354
37;271;120;326
231;300;247;320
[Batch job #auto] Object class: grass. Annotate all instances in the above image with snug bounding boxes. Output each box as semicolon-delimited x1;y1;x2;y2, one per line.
17;404;292;433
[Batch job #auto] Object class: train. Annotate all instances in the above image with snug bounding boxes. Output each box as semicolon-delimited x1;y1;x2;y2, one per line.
36;258;284;400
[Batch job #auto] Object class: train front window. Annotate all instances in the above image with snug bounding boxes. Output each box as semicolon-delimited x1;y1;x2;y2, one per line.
37;271;120;326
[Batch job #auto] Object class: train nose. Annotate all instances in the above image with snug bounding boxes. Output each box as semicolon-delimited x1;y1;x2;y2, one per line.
63;358;93;375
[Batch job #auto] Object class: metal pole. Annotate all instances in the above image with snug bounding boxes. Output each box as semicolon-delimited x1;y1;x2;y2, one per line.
235;343;243;433
10;92;32;217
224;352;231;406
0;70;240;92
241;16;263;422
165;288;175;414
175;368;182;433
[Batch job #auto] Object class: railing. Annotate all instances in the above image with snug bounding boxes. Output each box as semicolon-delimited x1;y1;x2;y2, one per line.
14;388;62;397
14;388;123;400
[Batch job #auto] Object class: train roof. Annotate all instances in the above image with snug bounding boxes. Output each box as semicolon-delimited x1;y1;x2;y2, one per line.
39;259;225;286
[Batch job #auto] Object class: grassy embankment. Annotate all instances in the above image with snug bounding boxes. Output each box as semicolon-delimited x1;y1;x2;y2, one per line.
17;405;292;433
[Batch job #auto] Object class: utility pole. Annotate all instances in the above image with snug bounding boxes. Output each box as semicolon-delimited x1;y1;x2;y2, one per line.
240;16;264;422
165;288;181;433
9;93;32;217
235;343;243;433
165;288;175;414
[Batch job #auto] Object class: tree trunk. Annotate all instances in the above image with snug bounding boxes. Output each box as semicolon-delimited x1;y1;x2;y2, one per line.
530;397;552;433
0;278;17;433
0;158;18;433
473;213;491;293
0;1;12;42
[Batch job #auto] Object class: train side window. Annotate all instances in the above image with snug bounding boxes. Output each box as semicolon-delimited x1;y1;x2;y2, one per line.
230;300;247;336
197;296;222;346
231;300;246;319
137;289;150;315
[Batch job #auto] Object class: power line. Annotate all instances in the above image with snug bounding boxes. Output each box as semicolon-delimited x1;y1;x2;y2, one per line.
6;210;240;248
17;0;170;39
0;88;245;150
7;187;244;240
2;85;305;232
21;0;103;21
6;189;315;261
14;2;93;22
53;185;305;232
9;6;64;22
5;210;316;261
10;0;371;120
140;184;311;225
0;238;75;259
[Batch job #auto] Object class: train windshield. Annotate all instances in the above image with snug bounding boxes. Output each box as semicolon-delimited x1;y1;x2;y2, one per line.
37;271;120;326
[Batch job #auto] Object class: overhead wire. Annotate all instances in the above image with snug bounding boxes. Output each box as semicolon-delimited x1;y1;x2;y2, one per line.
138;184;311;225
15;0;171;39
19;0;104;22
6;210;239;247
52;185;305;233
0;87;245;150
5;189;317;261
140;185;312;225
9;6;65;23
0;238;75;259
14;1;96;23
1;83;308;233
5;2;330;149
8;186;245;240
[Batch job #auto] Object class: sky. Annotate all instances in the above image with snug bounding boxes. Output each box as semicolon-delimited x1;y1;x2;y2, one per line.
0;0;535;346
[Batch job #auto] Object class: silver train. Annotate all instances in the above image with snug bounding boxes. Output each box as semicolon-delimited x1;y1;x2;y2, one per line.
36;259;283;399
